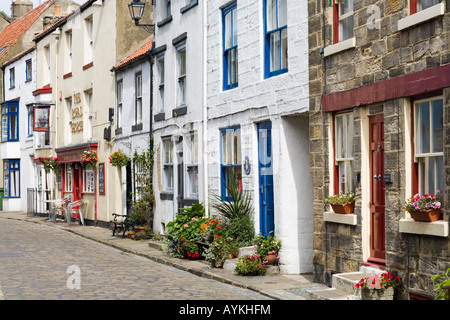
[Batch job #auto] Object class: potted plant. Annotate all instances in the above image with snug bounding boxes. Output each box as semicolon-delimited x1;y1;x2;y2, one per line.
254;235;281;265
431;268;450;300
81;150;98;169
325;192;355;214
234;254;267;276
109;149;131;168
40;157;59;172
402;192;443;222
127;230;136;239
355;271;401;300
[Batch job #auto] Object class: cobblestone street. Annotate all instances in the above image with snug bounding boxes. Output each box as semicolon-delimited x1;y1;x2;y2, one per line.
0;218;269;300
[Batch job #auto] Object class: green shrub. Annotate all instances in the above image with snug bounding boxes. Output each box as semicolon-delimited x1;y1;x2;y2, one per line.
234;254;267;276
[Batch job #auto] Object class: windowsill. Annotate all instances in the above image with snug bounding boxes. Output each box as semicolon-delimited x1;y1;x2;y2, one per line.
224;83;238;91
83;61;94;70
323;37;356;57
154;112;165;122
132;123;142;132
157;16;173;28
115;127;122;135
398;2;445;31
323;211;357;225
266;68;288;79
25;79;32;83
63;72;72;79
180;0;198;14
160;192;173;201
399;218;449;237
173;106;187;117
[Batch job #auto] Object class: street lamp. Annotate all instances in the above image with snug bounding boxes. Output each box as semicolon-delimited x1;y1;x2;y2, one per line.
128;0;155;33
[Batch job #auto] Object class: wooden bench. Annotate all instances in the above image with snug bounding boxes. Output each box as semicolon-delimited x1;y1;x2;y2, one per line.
111;213;134;237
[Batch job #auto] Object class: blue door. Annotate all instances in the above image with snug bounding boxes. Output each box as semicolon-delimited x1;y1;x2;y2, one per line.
258;122;274;237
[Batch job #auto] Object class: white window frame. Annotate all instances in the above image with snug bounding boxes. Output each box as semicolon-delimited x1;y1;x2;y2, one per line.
157;54;165;114
163;137;174;193
83;168;95;193
65;164;73;192
135;72;143;125
176;43;186;107
334;113;354;194
116;79;123;129
185;132;199;199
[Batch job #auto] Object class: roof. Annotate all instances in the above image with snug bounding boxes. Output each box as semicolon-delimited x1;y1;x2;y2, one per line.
0;0;54;62
111;39;154;72
2;45;35;68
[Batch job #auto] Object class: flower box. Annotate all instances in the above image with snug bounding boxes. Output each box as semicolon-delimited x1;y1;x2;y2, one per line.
330;203;355;214
409;208;442;223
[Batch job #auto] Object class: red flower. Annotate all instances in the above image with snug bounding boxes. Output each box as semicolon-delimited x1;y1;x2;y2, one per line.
181;237;185;241
217;226;221;229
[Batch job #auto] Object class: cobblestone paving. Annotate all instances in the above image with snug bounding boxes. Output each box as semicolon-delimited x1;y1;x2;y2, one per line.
0;219;269;300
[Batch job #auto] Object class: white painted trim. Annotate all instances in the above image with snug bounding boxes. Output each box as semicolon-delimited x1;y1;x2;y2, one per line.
398;2;445;31
399;219;449;237
323;212;357;225
323;37;356;57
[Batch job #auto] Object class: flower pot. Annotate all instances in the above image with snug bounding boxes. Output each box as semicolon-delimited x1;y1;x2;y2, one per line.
361;287;394;300
331;203;354;214
266;253;277;265
410;208;442;222
127;232;135;239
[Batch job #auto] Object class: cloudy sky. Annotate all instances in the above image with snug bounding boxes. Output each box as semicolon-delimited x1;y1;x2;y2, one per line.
0;0;85;17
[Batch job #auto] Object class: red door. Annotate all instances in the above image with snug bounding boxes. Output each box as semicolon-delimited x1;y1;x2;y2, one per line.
369;115;385;264
72;164;82;219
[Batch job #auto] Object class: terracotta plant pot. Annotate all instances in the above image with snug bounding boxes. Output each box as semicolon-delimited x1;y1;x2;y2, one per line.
266;253;277;265
127;232;135;239
331;203;355;214
410;208;442;222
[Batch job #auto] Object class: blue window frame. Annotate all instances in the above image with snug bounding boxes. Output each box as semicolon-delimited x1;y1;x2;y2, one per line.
3;159;20;198
263;0;288;78
9;67;15;89
220;126;242;199
1;102;19;142
27;105;34;137
222;2;238;90
26;59;32;82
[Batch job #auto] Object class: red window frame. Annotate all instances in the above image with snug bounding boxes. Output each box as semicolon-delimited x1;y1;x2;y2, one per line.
410;0;418;14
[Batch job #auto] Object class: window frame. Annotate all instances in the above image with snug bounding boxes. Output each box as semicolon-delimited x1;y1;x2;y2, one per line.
176;43;187;107
157;54;165;114
162;137;174;193
412;95;444;195
82;167;95;193
333;112;355;195
66;30;73;73
116;79;123;129
9;67;15;89
85;17;93;64
25;59;32;82
263;0;288;79
185;132;199;199
222;2;238;90
220;126;242;199
1;102;19;142
65;164;73;193
410;0;440;14
3;159;20;198
135;72;143;125
27;105;33;137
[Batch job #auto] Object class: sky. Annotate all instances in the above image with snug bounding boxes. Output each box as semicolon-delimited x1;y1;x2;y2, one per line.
0;0;85;17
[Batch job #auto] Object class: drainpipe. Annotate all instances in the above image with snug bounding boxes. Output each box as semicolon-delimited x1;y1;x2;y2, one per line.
202;0;208;217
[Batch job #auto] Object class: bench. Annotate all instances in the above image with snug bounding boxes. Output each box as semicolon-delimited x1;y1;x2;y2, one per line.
111;213;134;237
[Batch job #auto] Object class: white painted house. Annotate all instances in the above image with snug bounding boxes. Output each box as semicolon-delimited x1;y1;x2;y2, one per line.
206;0;312;274
111;39;153;216
1;46;36;211
151;0;206;232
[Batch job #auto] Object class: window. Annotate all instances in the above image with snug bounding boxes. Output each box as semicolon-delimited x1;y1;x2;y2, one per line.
65;164;73;192
116;80;123;129
264;0;288;78
176;45;186;107
135;72;142;124
83;168;95;193
66;98;72;145
165;0;171;19
163;138;174;192
157;55;165;113
66;30;72;73
85;91;93;140
9;68;15;89
335;113;355;194
27;105;33;137
413;0;440;13
1;102;19;142
335;0;354;43
185;132;198;198
414;97;443;195
223;2;238;90
220;127;242;198
25;59;32;82
44;45;51;84
3;160;20;198
85;17;93;63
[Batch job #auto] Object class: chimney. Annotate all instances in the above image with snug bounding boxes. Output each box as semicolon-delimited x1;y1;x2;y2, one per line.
12;0;33;21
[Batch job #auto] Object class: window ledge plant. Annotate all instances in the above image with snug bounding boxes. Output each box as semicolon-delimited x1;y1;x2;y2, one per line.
325;192;355;214
402;192;443;222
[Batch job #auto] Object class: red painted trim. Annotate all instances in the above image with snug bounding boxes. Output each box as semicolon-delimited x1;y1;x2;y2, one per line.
63;72;72;79
333;1;339;44
410;0;417;15
322;64;450;112
32;86;52;96
83;61;93;70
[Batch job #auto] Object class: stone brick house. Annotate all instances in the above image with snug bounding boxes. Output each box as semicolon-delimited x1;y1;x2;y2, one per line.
309;0;450;298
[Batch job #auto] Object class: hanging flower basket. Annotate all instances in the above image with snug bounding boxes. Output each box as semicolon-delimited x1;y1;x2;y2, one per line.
39;157;59;172
109;149;131;168
81;150;98;169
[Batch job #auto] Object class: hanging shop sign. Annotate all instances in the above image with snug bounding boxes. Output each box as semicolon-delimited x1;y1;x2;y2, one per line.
34;106;50;131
